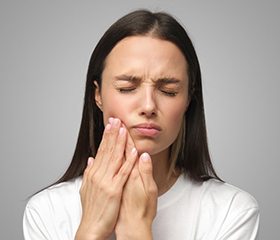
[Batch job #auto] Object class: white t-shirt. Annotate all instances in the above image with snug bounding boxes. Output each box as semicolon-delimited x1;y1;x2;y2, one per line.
23;175;259;239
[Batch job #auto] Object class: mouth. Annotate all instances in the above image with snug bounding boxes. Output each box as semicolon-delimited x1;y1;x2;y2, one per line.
132;123;162;137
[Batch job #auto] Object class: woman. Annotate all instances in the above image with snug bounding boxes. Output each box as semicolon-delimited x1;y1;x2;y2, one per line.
23;10;259;239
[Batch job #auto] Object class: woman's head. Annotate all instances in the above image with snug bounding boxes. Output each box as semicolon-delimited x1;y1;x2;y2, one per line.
59;9;220;182
95;35;189;157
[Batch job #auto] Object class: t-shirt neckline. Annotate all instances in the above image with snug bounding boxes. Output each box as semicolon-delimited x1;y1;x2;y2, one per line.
157;174;189;210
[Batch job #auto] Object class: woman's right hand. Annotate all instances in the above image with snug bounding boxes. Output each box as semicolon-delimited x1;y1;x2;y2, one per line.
75;118;138;240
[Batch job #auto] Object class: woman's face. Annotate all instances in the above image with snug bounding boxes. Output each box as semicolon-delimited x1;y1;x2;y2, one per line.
95;36;189;155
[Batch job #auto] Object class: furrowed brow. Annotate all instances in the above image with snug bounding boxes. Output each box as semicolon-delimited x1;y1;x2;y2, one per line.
115;74;141;83
157;77;181;85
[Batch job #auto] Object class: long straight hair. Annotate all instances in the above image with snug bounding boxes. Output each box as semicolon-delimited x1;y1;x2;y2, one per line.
54;10;221;185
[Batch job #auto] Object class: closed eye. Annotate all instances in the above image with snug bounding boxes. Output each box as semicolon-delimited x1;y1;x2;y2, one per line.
161;90;178;97
117;88;136;93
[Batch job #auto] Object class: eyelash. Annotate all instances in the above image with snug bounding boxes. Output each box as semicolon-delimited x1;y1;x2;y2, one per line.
118;88;136;93
161;90;178;97
117;88;178;97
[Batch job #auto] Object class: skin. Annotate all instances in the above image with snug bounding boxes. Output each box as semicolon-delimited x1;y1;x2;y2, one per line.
75;36;189;240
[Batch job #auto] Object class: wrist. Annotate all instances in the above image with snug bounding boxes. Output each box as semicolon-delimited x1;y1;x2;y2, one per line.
75;226;107;240
116;223;152;240
75;233;105;240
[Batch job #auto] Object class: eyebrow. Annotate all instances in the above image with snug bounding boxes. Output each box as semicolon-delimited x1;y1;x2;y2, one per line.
114;75;181;84
157;77;181;85
115;75;141;83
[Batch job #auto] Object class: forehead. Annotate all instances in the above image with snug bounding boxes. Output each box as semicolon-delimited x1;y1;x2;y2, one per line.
102;36;188;80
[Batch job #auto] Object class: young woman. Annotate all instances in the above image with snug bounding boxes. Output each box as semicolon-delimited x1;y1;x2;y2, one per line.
23;10;259;240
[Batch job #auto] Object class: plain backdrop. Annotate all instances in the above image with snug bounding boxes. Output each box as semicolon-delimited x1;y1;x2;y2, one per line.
1;1;279;239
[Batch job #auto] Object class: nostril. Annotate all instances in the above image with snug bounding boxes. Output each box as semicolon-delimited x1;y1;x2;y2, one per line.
140;110;157;118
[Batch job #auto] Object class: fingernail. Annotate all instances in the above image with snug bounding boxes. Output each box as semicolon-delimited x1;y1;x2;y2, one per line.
131;147;137;155
87;157;93;166
112;118;120;127
105;123;111;131
140;152;150;162
108;117;114;124
119;127;125;135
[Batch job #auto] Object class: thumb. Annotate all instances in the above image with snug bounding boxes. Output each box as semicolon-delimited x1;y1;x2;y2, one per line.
139;152;153;174
139;153;157;194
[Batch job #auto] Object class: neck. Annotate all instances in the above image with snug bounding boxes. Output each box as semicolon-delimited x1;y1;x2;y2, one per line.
150;148;180;196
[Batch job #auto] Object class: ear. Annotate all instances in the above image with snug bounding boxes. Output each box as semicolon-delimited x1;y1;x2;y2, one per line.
94;81;103;111
185;96;191;113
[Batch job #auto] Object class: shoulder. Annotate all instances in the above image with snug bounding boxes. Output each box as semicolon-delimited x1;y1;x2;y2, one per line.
25;177;82;213
201;178;259;213
155;175;259;239
178;175;259;212
23;178;82;239
193;178;259;238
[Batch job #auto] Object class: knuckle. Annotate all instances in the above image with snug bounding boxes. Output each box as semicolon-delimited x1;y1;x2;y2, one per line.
118;167;129;177
79;183;87;196
105;185;120;198
105;127;117;138
103;130;111;141
83;166;90;176
98;180;107;190
97;144;105;155
101;144;114;156
142;167;153;174
148;184;158;196
112;155;122;165
89;174;99;185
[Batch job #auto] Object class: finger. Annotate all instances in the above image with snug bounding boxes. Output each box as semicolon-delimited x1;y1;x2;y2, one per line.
114;147;138;187
81;157;94;189
138;152;158;196
100;118;121;160
89;122;111;170
125;126;136;160
92;118;121;175
105;126;127;177
87;156;94;169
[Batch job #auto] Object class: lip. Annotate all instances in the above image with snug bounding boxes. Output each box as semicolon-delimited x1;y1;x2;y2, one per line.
133;123;162;137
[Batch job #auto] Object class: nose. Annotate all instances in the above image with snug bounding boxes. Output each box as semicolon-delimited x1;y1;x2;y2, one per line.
139;86;157;118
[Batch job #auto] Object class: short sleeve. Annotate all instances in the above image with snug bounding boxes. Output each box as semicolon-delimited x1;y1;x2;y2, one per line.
23;179;82;240
23;205;51;240
217;207;260;240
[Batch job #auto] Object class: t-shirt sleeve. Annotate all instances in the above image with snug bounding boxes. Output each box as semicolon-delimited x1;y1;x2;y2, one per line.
23;179;82;240
23;205;52;240
217;205;260;239
23;193;65;240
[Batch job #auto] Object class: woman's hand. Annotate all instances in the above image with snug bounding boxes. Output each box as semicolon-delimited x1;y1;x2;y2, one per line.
115;131;158;240
75;118;138;240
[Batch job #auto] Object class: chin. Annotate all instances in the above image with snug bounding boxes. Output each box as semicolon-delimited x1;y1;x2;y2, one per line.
134;142;166;156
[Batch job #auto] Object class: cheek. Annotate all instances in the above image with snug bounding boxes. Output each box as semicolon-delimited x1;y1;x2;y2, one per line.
173;108;185;123
101;94;130;124
165;101;187;132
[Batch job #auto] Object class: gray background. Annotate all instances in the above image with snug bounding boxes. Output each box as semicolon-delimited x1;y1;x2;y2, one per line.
1;0;279;239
